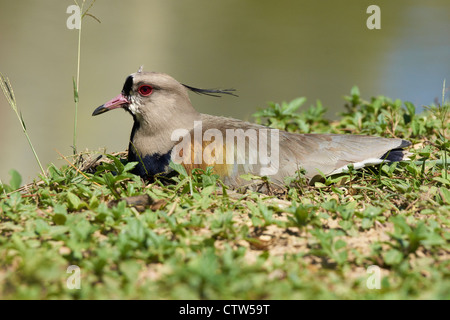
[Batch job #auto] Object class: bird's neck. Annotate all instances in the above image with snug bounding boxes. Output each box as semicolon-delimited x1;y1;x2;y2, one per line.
128;108;201;160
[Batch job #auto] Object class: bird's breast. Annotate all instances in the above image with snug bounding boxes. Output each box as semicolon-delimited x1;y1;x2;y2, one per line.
128;148;172;178
128;133;235;180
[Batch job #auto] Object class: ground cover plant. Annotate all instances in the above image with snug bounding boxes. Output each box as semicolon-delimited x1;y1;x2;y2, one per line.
0;84;448;299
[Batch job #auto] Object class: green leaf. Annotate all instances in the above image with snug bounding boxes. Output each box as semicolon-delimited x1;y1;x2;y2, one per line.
52;204;68;225
390;216;412;235
338;220;353;230
123;161;138;173
363;205;382;218
89;195;100;209
72;77;79;103
8;169;22;190
49;225;69;236
7;192;22;209
282;97;306;115
105;155;125;173
334;239;347;250
19;111;26;130
67;192;83;211
34;219;51;236
383;249;403;265
404;101;416;118
361;218;373;229
433;177;450;186
169;161;188;177
239;173;260;181
439;187;450;204
53;213;67;225
350;85;360;97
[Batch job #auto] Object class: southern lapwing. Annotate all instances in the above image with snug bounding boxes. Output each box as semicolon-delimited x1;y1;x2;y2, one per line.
92;68;411;191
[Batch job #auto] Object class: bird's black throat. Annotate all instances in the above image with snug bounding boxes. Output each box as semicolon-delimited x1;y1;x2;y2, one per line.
127;120;172;180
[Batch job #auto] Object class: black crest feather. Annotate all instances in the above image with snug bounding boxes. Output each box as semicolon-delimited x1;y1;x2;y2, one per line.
182;84;238;97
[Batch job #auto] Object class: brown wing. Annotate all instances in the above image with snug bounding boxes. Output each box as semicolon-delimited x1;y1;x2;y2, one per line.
175;114;410;188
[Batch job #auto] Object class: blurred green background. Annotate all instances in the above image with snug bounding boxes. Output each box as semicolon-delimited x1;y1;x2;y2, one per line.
0;0;449;184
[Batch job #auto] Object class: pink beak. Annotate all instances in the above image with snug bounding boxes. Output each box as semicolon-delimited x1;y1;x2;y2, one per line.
92;93;130;116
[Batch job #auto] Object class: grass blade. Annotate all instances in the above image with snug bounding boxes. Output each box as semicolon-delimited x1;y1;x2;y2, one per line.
0;73;47;180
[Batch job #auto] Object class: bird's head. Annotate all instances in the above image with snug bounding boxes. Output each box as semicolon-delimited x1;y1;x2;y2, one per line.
93;69;192;123
92;67;237;128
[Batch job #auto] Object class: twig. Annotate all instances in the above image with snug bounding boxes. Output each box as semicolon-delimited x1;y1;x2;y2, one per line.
55;149;102;187
167;198;180;216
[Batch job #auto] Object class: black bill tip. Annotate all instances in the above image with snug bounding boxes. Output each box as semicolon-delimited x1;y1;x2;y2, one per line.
92;105;109;116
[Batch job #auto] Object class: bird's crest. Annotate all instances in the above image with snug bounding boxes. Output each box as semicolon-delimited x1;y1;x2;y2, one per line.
182;84;238;98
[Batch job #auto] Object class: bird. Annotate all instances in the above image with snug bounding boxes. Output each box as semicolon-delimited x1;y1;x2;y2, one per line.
92;68;411;192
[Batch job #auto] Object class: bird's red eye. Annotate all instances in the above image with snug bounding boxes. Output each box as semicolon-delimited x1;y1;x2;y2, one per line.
138;85;153;96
